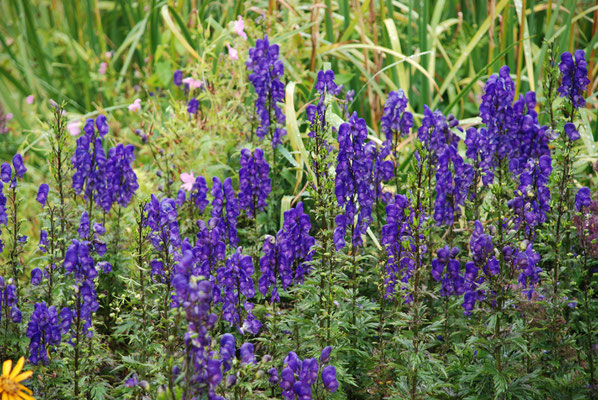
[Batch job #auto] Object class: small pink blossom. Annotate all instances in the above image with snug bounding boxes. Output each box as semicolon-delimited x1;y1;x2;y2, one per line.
128;98;142;112
98;62;108;75
26;95;34;105
191;79;204;90
182;77;204;90
105;51;113;59
180;171;196;191
233;16;247;40
67;120;82;136
227;44;239;61
6;113;13;121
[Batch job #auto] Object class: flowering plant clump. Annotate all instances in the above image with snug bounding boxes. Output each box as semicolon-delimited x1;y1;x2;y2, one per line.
246;36;286;148
0;9;596;400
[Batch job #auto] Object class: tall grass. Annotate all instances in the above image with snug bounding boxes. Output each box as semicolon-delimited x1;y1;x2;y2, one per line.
0;0;596;140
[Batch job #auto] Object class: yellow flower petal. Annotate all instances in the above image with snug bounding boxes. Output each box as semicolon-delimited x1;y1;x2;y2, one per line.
2;360;12;377
2;392;7;400
17;392;35;400
9;358;24;380
13;372;32;384
17;385;32;395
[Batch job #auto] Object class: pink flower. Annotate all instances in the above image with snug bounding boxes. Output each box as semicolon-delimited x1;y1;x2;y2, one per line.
233;16;247;40
182;77;204;90
192;79;204;90
6;113;13;121
128;98;142;112
26;95;34;105
180;171;195;191
67;120;82;136
98;62;108;75
227;44;239;61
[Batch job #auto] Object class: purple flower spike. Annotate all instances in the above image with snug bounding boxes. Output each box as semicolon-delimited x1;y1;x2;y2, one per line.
576;187;592;211
320;346;332;364
322;365;339;392
36;183;49;207
246;35;286;148
26;302;62;365
173;70;183;86
31;268;43;286
39;230;48;253
558;50;590;110
78;211;90;239
564;122;580;141
239;148;271;218
12;154;26;178
240;342;256;364
335;112;375;250
0;163;11;183
381;89;413;140
268;367;279;384
95;115;109;137
187;98;199;114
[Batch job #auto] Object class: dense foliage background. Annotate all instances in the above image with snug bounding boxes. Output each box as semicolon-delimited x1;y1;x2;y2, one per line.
0;0;597;399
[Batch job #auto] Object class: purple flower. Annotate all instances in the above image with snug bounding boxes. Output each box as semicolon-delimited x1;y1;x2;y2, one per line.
238;148;271;218
187;98;199;114
466;66;550;186
217;247;259;334
259;202;315;301
558;50;590;110
31;268;43;286
462;221;499;314
99;144;139;210
125;373;138;388
95;115;109;136
10;306;21;323
280;366;295;398
189;176;210;213
314;70;342;96
39;230;48;253
36;183;49;207
12;153;26;178
431;246;465;297
145;195;182;281
0;163;11;183
381;90;413;141
97;261;112;273
71;115;125;208
576;187;592;211
78;211;90;239
173;70;183;86
321;365;339;392
59;307;72;334
381;194;417;299
268;367;279;384
335;112;375;249
219;333;236;372
516;243;542;298
240;342;256;364
507;155;552;231
419;107;473;225
63;239;99;335
371;142;394;203
320;346;332;364
26;302;62;365
246;35;286;148
564;122;580;141
211;177;240;247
